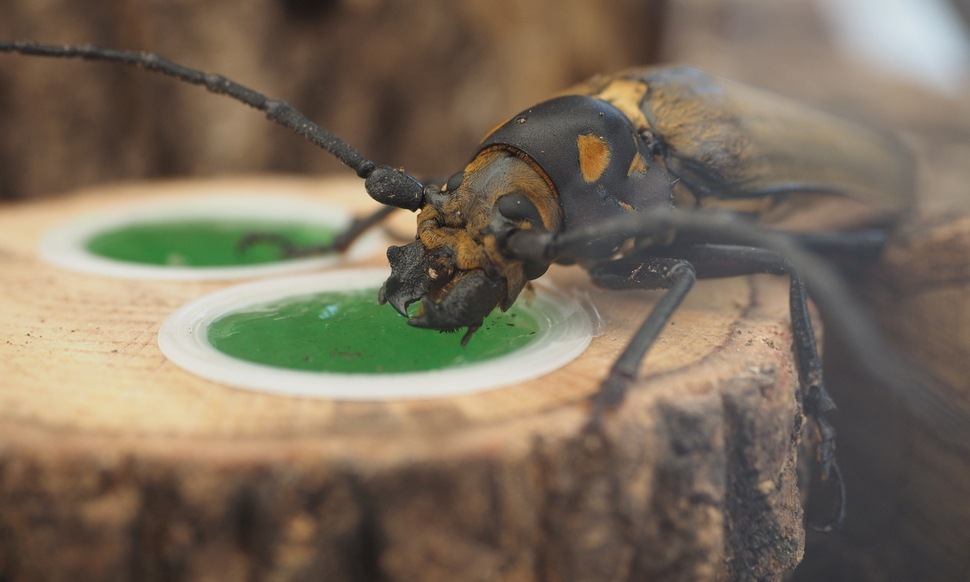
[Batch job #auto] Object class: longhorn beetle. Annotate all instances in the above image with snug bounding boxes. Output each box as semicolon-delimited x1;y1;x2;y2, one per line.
3;41;964;531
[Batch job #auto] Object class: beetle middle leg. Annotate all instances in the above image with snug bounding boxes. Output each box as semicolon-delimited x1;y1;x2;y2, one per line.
586;242;847;528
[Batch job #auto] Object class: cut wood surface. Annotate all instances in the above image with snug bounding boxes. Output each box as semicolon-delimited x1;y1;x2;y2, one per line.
0;177;810;581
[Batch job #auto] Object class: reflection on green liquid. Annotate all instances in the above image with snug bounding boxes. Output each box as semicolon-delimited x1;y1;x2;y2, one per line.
85;219;335;267
207;289;540;373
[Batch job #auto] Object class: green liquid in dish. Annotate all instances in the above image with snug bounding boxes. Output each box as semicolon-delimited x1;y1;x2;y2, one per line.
207;289;540;373
85;219;336;267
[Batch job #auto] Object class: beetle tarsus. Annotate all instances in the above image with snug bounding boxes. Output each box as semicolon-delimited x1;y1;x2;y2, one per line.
810;461;846;532
806;388;843;528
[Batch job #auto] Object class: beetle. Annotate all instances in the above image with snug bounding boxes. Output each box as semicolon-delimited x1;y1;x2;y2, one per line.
3;40;963;531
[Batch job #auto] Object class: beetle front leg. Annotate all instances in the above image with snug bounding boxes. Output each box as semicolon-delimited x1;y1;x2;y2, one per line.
237;205;400;258
585;258;697;416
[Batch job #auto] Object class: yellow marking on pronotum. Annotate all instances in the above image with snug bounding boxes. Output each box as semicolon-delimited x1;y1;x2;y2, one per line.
577;133;611;183
627;151;647;176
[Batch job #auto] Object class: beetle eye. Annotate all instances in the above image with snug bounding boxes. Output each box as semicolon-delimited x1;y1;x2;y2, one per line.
497;193;543;227
445;171;464;192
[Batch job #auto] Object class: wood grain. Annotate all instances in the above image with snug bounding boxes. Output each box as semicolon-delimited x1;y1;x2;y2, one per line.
0;177;811;581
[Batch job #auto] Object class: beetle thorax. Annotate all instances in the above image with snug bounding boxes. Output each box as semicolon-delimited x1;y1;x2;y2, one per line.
416;148;561;297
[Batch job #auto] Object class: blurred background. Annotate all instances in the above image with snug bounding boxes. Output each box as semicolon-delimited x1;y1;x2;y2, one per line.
2;0;965;205
2;0;969;579
0;0;667;200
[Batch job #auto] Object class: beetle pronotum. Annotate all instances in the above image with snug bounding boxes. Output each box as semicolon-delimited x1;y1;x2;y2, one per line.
3;40;965;531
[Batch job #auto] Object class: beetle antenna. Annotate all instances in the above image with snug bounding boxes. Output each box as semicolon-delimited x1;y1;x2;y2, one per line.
0;40;426;210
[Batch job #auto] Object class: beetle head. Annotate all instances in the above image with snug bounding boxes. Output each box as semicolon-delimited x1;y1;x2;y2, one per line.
379;148;562;343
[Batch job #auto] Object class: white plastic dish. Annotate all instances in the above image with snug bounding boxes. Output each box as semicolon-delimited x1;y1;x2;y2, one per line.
39;196;383;280
157;268;593;400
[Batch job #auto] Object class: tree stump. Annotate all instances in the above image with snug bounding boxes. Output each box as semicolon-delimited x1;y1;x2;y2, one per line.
0;177;811;581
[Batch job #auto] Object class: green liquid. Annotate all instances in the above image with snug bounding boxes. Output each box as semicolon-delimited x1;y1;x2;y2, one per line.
207;289;540;373
85;219;336;267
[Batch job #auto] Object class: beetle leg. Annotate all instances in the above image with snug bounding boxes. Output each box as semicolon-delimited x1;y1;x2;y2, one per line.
787;229;888;265
237;205;399;258
585;258;697;415
789;268;845;531
643;242;845;529
510;211;970;531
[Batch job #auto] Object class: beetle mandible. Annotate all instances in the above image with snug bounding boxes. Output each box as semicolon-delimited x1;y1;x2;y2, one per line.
1;41;946;530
